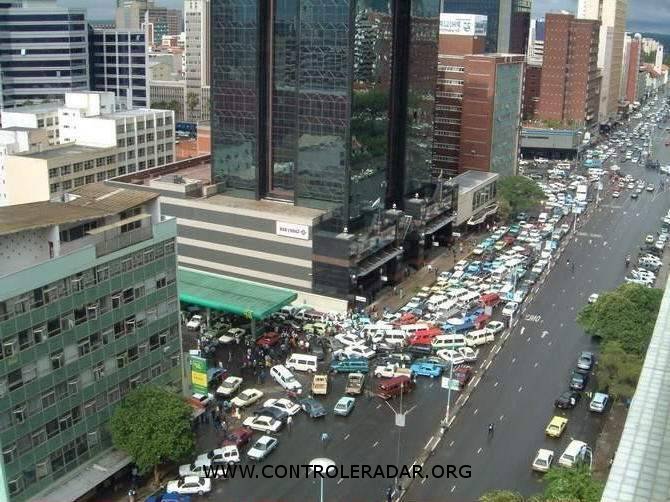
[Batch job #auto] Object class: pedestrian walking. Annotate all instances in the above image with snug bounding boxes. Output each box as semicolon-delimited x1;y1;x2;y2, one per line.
218;360;223;369
228;350;232;363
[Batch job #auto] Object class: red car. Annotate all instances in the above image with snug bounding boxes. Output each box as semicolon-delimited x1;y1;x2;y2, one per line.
256;332;280;348
223;427;254;448
453;366;473;389
393;313;418;326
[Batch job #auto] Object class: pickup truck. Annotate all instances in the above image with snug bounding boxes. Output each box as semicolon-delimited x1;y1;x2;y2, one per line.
311;374;328;395
373;363;412;379
345;372;365;395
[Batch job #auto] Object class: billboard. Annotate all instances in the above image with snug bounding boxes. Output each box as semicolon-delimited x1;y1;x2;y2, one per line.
439;13;488;37
190;355;208;394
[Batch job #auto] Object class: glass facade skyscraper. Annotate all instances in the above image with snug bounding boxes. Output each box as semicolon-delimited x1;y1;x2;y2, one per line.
211;0;455;298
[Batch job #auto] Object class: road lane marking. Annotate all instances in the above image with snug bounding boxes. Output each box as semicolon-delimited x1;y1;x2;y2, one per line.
449;440;455;447
527;336;531;342
520;326;526;335
548;341;552;346
511;357;516;364
376;404;382;409
421;476;428;485
494;381;499;387
337;478;344;485
485;360;492;370
495;346;501;354
372;441;379;448
473;408;478;415
518;385;523;392
534;362;539;368
476;447;482;454
541;331;548;338
462;395;470;406
424;436;434;450
344;434;350;440
499;414;504;421
451;485;456;493
473;377;481;388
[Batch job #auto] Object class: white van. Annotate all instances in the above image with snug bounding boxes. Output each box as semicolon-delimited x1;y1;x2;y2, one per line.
558;440;590;468
285;354;318;373
491;267;508;282
432;334;466;350
270;364;302;393
457;291;480;309
465;329;494;347
538;212;549;224
383;330;408;347
427;295;448;311
437;299;461;318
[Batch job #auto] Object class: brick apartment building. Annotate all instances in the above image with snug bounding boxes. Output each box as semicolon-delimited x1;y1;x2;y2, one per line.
536;12;601;128
523;64;542;120
433;14;524;178
625;33;642;103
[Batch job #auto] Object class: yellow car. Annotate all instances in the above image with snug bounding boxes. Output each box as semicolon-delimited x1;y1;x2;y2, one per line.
545;416;568;438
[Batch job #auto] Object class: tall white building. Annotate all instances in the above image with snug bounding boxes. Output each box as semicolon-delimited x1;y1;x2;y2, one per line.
183;0;210;122
655;45;664;72
577;0;628;124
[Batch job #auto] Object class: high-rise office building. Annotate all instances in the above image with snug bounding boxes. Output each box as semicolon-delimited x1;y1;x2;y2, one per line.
209;0;455;300
0;0;89;109
145;6;183;45
442;0;532;54
577;0;628;124
115;0;149;31
433;14;524;178
0;183;181;502
625;33;642;103
90;28;149;109
184;0;210;87
537;12;601;128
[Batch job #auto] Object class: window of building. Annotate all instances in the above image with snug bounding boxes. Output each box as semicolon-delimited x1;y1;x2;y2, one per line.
32;429;47;448
8;369;22;391
50;350;64;370
84;160;94;170
74;177;85;187
93;362;105;381
42;390;56;409
7;476;22;496
3;445;16;464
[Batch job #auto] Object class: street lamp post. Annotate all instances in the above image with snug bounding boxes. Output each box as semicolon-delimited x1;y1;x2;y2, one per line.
309;457;336;502
444;359;454;427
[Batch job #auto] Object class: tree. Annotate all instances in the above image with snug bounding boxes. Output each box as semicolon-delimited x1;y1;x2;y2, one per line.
109;385;194;486
498;176;545;217
187;92;200;115
595;341;644;399
577;283;662;355
543;467;604;502
479;491;525;502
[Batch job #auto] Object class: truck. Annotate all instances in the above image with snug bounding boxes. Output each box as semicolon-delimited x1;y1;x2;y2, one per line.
311;374;328;395
345;372;365;395
575;184;588;203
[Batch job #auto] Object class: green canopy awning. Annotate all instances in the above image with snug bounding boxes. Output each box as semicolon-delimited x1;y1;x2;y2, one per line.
178;267;297;321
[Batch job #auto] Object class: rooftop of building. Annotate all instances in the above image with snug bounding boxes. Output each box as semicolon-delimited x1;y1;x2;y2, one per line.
452;170;498;192
0;126;36;132
602;277;670;502
0;183;158;236
98;108;171;119
0;101;62;114
16;143;109;160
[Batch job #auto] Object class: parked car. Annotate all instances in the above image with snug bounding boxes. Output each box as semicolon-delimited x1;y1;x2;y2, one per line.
215;376;243;397
218;327;245;344
196;445;240;465
186;315;203;330
247;435;279;461
577;351;595;371
263;398;301;416
570;370;589;391
230;388;264;408
589;392;609;413
545;416;568;438
298;397;327;418
333;396;356;416
452;365;472;389
243;414;283;433
166;476;211;496
502;302;519;317
409;360;442;378
532;449;554;473
222;427;254;448
554;390;581;409
256;332;281;348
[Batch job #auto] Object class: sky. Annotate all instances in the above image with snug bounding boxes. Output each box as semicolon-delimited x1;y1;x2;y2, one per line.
57;0;670;35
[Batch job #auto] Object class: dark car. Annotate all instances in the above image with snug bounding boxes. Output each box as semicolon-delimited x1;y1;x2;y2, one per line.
298;397;326;418
222;427;254;448
453;366;473;389
406;344;433;358
570;370;589;391
555;390;581;409
253;406;288;423
577;351;595;371
146;491;191;502
311;342;327;361
256;332;281;348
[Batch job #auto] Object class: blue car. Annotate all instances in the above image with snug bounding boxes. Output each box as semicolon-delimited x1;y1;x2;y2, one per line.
466;261;482;274
410;361;442;378
333;396;356;416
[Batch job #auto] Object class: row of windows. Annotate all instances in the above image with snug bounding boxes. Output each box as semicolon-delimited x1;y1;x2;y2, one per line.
435;130;461;138
47;156;115;179
118;155;172;175
1;322;178;434
3;359;177;497
436;91;463;99
49;170;116;193
0;240;176;322
434;117;461;125
437;78;464;86
435;104;462;112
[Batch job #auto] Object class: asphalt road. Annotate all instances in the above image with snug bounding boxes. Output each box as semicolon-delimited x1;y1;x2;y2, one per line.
406;117;670;501
197;107;670;502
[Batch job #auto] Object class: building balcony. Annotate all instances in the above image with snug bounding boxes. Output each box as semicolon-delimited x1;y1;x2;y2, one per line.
94;223;153;257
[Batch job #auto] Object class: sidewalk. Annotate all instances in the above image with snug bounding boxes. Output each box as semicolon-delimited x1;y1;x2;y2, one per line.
368;234;483;314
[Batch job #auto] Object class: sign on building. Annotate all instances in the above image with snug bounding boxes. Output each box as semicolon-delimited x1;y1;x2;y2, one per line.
276;221;309;240
439;13;488;37
191;355;208;394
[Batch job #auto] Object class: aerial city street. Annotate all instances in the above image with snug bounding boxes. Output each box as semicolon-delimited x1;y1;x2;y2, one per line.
0;0;669;502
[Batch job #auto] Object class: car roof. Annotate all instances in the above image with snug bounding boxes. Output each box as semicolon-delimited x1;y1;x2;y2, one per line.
550;416;568;424
537;448;554;457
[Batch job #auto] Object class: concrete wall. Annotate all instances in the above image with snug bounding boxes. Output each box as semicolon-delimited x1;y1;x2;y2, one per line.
5;156;50;205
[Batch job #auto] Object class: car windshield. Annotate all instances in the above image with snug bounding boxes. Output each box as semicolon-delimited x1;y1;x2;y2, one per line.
536;459;547;466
